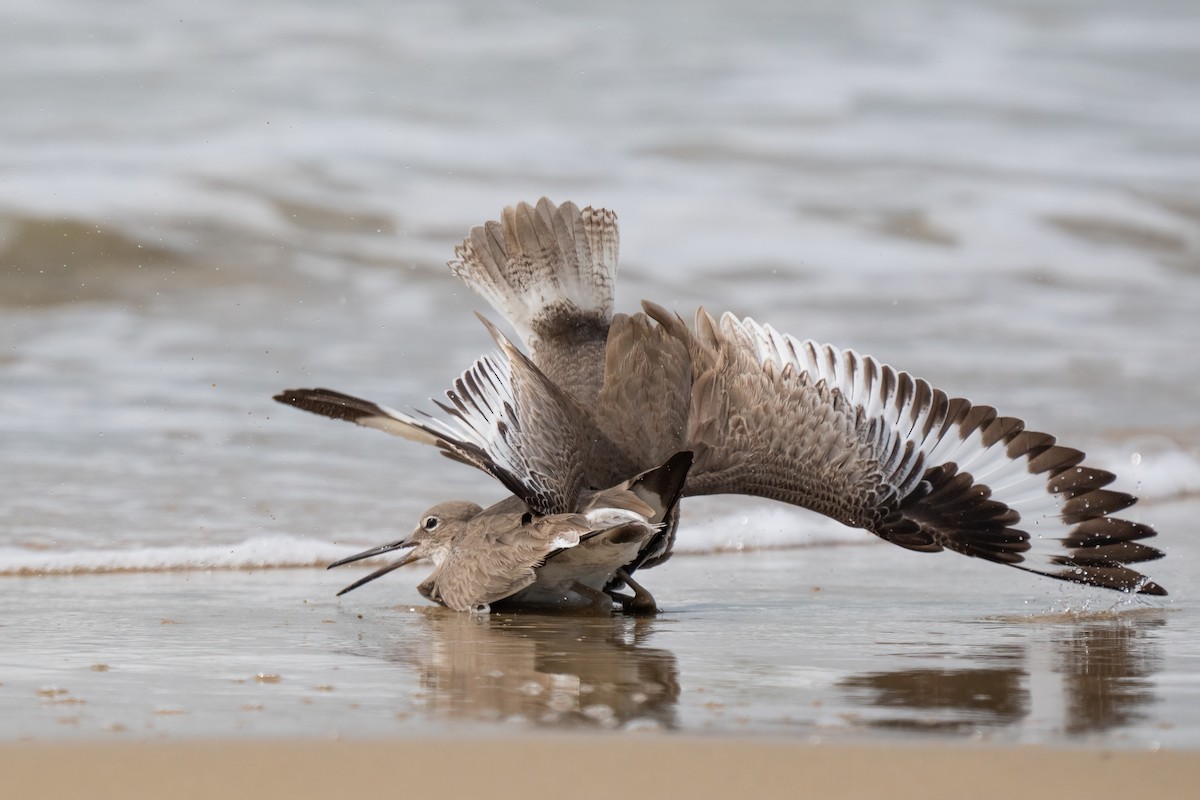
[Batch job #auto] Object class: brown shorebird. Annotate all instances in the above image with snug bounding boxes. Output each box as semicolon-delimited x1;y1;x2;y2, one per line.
275;197;1164;613
324;452;692;613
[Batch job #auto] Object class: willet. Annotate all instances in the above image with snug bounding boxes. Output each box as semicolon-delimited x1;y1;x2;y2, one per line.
323;452;691;613
276;198;1164;612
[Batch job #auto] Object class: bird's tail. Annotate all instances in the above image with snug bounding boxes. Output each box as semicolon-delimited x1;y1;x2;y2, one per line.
613;451;694;575
447;197;618;350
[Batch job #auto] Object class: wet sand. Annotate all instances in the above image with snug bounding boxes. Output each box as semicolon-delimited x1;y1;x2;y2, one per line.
4;737;1197;800
4;497;1194;746
3;469;1194;800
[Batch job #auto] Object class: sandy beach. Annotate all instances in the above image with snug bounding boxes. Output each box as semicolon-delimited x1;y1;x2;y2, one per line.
4;737;1197;800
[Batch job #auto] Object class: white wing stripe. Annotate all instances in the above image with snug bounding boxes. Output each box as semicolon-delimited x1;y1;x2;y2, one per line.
718;314;1165;589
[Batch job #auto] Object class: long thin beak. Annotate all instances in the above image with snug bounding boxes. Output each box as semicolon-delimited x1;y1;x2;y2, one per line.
328;538;416;569
334;549;422;597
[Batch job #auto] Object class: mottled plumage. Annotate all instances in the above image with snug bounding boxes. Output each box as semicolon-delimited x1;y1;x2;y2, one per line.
323;454;692;612
276;197;1165;611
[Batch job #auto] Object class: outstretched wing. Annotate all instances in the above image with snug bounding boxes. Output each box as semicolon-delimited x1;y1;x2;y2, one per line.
274;315;620;516
610;302;1164;596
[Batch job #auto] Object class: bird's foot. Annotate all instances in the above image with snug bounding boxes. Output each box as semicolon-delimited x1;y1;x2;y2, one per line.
570;581;619;615
607;569;658;616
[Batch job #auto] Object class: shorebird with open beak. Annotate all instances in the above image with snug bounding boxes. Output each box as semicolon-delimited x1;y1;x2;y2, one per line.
276;198;1164;613
321;452;691;613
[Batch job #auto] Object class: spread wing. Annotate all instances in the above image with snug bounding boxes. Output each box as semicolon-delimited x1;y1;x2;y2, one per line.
599;302;1164;596
274;315;618;516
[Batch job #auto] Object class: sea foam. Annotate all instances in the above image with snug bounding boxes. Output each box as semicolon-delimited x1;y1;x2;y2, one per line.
2;446;1192;577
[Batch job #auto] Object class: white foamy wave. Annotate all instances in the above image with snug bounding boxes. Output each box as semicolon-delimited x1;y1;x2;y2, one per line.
3;442;1190;579
1090;442;1200;502
670;501;865;555
0;534;358;577
0;510;864;578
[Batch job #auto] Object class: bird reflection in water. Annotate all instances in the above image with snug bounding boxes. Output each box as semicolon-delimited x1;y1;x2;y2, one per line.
1057;611;1164;735
375;609;679;730
344;605;1163;737
841;649;1027;732
840;609;1166;737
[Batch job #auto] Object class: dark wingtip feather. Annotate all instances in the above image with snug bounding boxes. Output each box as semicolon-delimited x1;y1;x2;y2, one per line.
273;387;389;425
880;427;1168;597
1020;562;1168;597
1139;581;1168;597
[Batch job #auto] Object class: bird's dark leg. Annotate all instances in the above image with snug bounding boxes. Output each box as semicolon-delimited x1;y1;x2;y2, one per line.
607;569;658;616
570;581;618;614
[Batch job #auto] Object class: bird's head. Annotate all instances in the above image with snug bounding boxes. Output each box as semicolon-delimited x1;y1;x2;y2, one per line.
405;500;482;565
326;500;482;595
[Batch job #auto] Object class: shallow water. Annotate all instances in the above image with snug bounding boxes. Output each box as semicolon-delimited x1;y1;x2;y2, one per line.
4;495;1196;745
2;0;1199;746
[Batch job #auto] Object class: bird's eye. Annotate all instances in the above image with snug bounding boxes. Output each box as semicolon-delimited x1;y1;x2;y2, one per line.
423;516;440;531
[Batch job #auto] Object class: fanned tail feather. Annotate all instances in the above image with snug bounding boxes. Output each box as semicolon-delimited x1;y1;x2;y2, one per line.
448;197;618;348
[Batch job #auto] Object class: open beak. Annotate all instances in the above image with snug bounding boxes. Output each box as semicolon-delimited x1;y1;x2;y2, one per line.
328;537;415;569
328;537;421;597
